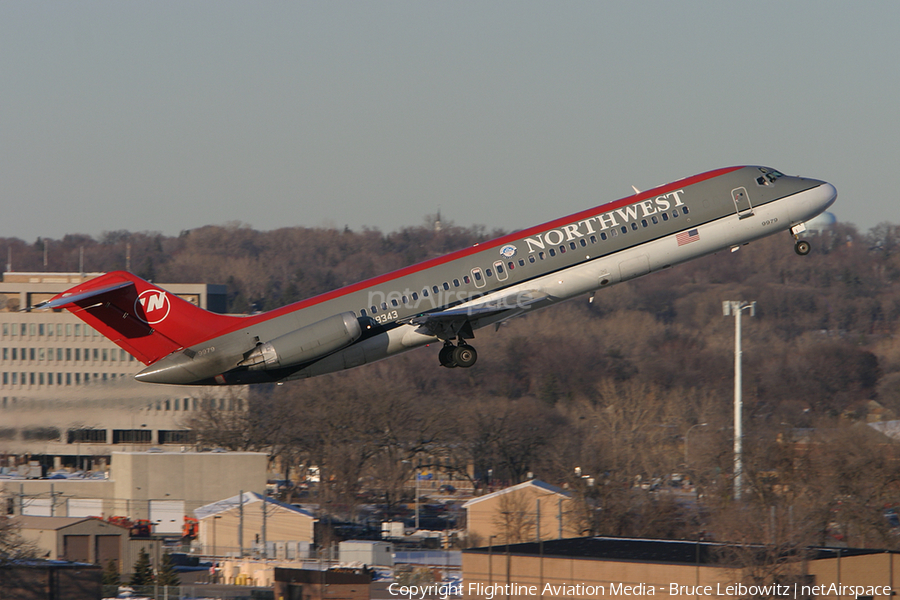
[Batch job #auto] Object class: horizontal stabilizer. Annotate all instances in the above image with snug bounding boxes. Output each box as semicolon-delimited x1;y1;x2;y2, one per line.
36;271;243;366
36;281;136;311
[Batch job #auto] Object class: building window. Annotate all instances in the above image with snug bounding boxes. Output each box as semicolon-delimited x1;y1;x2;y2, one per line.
159;430;195;444
22;427;60;441
68;428;107;443
112;429;153;444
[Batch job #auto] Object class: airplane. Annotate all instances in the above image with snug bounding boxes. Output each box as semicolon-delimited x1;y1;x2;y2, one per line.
36;166;836;386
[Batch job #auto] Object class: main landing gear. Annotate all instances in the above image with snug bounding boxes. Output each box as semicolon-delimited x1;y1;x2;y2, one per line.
439;341;478;369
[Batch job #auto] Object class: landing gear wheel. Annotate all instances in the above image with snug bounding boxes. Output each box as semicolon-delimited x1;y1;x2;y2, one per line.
794;240;811;256
439;345;458;368
452;344;478;368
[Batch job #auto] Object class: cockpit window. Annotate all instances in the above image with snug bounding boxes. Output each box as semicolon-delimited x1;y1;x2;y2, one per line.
756;167;785;186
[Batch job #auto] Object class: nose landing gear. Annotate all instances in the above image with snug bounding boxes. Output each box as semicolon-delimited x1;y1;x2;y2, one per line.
439;341;478;368
794;240;811;256
791;223;811;256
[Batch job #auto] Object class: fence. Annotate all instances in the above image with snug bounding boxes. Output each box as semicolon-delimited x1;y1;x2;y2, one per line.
101;584;274;600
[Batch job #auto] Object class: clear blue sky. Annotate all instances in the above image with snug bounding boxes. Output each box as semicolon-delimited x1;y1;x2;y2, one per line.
1;2;896;241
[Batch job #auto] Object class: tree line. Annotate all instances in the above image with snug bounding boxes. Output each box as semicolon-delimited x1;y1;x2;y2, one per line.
5;218;900;550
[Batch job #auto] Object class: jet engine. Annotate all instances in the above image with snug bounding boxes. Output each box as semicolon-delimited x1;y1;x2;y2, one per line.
238;311;362;370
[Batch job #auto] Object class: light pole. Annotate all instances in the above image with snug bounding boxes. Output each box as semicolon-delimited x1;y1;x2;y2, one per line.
723;301;756;501
402;459;421;531
414;466;420;531
684;423;708;465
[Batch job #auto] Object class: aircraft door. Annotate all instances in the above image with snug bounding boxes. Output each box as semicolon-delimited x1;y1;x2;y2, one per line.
493;261;509;281
471;268;486;288
731;187;754;218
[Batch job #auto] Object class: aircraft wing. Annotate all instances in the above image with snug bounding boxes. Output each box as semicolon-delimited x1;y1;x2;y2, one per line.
404;289;551;340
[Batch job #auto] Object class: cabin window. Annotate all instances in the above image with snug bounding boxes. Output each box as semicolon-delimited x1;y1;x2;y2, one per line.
631;222;638;231
422;289;429;297
371;305;378;314
549;248;556;257
485;268;493;277
496;264;504;273
509;261;515;270
464;275;471;284
391;299;399;307
360;308;367;317
539;252;545;260
381;302;388;310
443;282;450;290
432;286;440;294
682;206;690;214
620;226;628;234
580;239;587;247
559;246;566;254
402;295;408;304
412;292;419;301
652;216;659;225
672;210;679;218
641;219;648;228
611;229;618;237
474;271;482;281
518;259;525;266
529;255;536;263
662;213;669;222
453;279;460;287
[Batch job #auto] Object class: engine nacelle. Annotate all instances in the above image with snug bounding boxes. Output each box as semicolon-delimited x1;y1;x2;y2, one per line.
238;311;362;370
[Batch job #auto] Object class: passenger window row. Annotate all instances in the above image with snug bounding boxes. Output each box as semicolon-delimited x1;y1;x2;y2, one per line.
358;206;688;317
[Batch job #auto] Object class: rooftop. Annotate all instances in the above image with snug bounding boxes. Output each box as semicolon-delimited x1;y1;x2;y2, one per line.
463;536;896;566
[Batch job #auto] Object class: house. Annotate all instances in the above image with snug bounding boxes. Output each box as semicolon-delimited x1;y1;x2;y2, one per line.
195;491;316;558
462;480;579;545
13;516;127;565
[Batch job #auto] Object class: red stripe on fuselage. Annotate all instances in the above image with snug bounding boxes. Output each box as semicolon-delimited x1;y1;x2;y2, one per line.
221;166;742;335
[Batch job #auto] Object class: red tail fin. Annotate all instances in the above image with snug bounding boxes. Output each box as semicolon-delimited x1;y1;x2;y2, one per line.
44;271;242;365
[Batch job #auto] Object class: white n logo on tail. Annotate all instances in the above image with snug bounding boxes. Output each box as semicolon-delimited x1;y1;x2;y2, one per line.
136;290;171;325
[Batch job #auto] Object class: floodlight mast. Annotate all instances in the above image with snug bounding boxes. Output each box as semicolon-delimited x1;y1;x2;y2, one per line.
723;300;756;501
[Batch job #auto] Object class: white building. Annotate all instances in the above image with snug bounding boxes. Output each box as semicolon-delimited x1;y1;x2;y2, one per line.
1;450;268;536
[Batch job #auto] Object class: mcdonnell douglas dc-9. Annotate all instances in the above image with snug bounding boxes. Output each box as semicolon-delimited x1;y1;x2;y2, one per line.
38;166;836;385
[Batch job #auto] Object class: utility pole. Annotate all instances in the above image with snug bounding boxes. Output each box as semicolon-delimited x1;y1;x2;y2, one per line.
261;495;268;559
238;490;244;557
723;301;756;501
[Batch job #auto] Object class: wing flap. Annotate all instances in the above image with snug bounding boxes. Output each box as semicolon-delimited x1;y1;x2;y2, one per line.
405;290;551;339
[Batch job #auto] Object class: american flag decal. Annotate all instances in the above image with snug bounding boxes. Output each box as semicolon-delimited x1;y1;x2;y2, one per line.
676;229;700;246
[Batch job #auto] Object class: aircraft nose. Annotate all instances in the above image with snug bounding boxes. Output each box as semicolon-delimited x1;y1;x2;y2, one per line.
792;180;837;223
815;181;838;211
